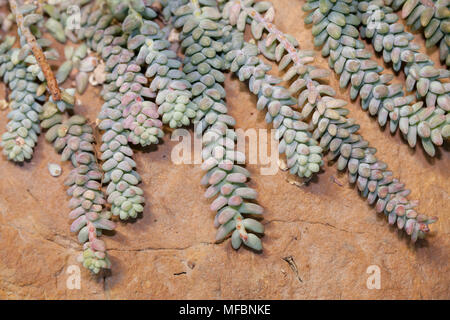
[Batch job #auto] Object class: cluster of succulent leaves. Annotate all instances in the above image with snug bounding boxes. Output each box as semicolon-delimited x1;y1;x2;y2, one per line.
41;97;115;273
0;0;444;274
222;0;438;240
0;0;63;162
0;1;114;273
388;0;450;66
358;1;449;112
175;0;265;250
302;0;449;157
0;35;46;162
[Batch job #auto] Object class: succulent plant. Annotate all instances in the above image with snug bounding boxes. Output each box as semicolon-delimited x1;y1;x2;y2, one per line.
223;32;324;179
0;0;444;277
0;0;114;273
302;0;449;157
221;0;438;240
42;0;93;43
389;0;450;66
161;0;190;21
139;38;198;129
175;0;265;251
0;0;62;162
358;1;450;116
76;9;148;220
0;37;45;162
56;43;89;90
40;97;114;273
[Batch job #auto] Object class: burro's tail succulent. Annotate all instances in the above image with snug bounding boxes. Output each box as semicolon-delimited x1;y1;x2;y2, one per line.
302;0;449;157
0;0;64;162
388;0;450;67
176;0;265;250
0;0;445;279
222;0;438;240
222;31;324;179
77;6;156;220
74;0;202;220
307;88;438;241
117;58;165;147
40;96;115;273
0;37;46;162
138;38;198;129
358;0;450;116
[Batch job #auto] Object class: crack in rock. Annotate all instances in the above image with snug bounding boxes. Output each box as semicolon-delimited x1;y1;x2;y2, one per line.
282;256;302;283
108;241;214;253
265;218;366;234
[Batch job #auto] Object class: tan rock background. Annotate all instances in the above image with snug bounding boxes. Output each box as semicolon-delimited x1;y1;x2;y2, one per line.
0;0;449;299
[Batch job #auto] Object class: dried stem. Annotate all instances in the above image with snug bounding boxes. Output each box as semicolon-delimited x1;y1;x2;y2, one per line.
9;0;61;101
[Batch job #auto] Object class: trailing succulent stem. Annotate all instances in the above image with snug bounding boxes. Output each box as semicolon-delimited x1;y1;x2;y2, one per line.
0;37;46;161
9;0;62;101
0;0;444;277
223;1;324;179
72;0;202;220
223;31;324;179
302;0;449;157
358;1;450;118
138;38;198;129
388;0;450;67
0;0;114;273
79;11;147;220
40;98;114;273
0;0;62;162
222;0;438;240
175;0;265;251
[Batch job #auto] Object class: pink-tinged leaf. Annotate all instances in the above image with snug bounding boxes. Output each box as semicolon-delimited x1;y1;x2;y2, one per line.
229;3;241;25
218;207;238;225
69;206;85;219
210;196;228;212
405;219;415;235
228;195;243;206
70;215;87;233
91;238;106;252
93;218;115;231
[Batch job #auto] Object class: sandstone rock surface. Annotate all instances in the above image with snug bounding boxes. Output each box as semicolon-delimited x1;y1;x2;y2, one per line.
0;0;448;299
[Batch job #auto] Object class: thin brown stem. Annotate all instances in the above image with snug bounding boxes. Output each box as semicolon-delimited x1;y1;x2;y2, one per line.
9;0;61;101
